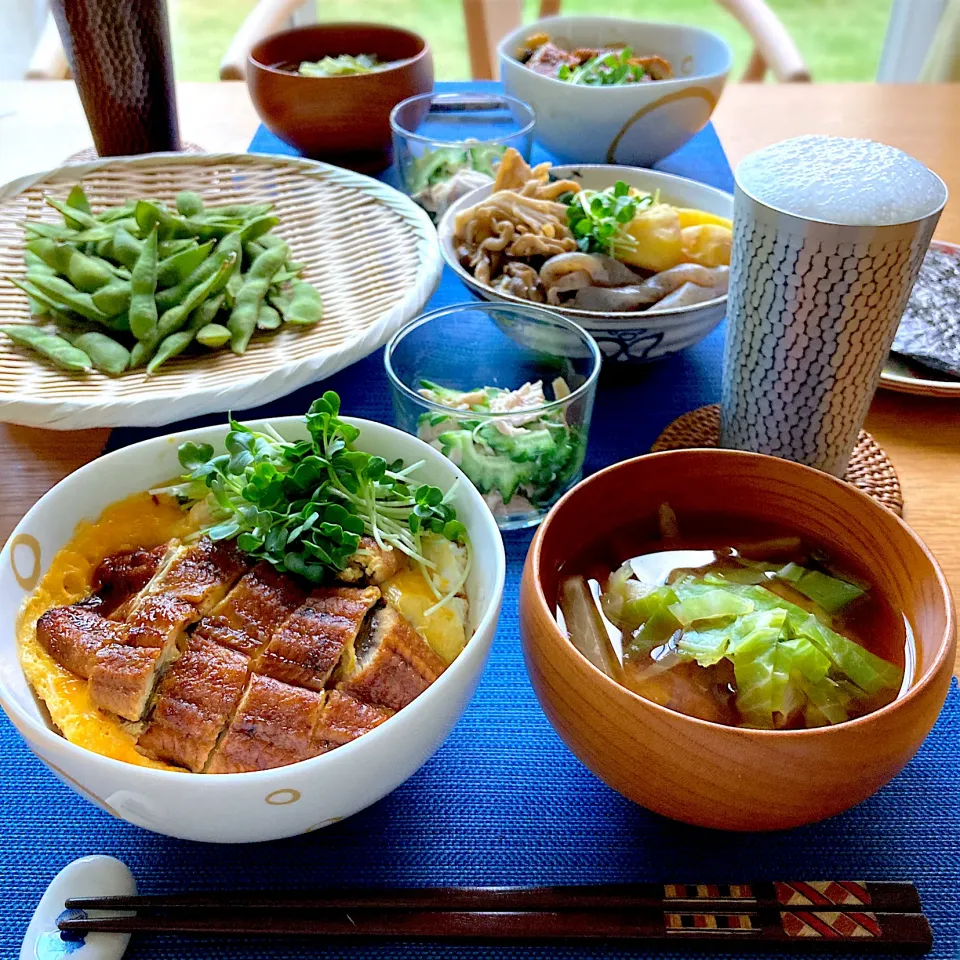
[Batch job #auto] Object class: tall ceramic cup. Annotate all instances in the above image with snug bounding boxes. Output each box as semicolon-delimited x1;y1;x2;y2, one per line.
721;137;947;477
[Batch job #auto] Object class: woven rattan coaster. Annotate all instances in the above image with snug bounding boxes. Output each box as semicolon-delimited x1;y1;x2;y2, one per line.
652;404;903;516
65;142;205;163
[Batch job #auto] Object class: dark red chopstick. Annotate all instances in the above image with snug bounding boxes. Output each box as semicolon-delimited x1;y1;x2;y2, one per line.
65;879;921;914
57;906;933;951
60;881;932;951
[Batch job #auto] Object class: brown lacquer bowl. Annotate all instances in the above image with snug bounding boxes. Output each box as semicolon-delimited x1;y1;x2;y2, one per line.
519;449;955;831
247;23;434;171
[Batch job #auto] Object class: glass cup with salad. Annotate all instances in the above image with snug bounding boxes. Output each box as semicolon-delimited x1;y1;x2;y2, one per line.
390;92;536;221
385;302;601;530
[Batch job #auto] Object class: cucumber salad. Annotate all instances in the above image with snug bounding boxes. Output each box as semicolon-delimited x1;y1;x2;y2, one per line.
407;143;507;221
416;378;587;521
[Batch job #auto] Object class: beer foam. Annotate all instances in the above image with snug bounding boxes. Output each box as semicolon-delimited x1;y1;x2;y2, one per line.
736;136;945;226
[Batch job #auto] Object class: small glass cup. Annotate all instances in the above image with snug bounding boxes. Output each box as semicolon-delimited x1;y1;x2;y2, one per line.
390;92;536;221
385;302;601;531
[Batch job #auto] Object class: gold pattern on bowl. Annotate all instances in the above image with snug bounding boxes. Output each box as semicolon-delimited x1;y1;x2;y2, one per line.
10;534;41;590
265;788;302;806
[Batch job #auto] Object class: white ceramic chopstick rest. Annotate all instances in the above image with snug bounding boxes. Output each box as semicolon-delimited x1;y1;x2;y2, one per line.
20;855;136;960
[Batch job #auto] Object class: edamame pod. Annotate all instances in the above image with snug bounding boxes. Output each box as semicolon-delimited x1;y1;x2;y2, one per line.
105;310;131;333
46;196;100;231
10;277;76;324
110;227;144;271
156;231;242;312
271;279;323;325
24;273;111;323
175;191;204;218
91;280;131;316
128;340;151;369
71;226;116;244
195;322;231;348
228;241;288;353
0;324;92;372
146;329;195;375
30;243;117;293
69;331;130;376
157;240;213;288
158;238;197;258
66;184;91;216
224;272;242;308
268;268;299;285
242;241;265;267
23;238;61;270
22;221;111;244
204;202;273;219
22;221;74;241
256;303;281;330
129;226;159;342
257;233;286;250
23;250;56;275
188;293;225;331
155;252;237;340
238;215;280;244
22;251;58;315
97;202;137;223
136;200;237;244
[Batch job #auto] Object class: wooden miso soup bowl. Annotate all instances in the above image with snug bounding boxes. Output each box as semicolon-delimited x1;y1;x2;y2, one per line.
519;449;956;831
247;23;434;171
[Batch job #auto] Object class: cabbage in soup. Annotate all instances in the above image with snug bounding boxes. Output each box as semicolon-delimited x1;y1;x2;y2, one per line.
557;505;913;730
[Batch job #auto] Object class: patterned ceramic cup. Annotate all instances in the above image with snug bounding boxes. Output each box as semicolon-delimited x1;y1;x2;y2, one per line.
720;164;947;477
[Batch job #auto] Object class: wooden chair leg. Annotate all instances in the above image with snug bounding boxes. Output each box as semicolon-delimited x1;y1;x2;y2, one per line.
462;0;524;80
742;47;768;81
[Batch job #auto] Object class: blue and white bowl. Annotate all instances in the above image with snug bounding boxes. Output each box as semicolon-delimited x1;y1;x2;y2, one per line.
438;165;733;363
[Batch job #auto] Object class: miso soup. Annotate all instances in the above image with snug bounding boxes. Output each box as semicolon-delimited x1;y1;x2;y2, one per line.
557;506;914;730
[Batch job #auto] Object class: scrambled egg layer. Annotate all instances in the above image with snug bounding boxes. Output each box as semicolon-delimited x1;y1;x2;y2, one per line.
382;538;470;665
18;496;471;768
18;493;194;772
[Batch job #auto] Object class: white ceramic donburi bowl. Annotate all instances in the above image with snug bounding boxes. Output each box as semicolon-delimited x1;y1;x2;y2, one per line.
0;418;505;843
499;16;732;166
438;164;733;363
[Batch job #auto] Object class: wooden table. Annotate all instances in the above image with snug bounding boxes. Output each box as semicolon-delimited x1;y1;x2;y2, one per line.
1;81;958;677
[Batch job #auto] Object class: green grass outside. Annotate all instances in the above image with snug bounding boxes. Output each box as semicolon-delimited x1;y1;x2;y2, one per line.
171;0;894;83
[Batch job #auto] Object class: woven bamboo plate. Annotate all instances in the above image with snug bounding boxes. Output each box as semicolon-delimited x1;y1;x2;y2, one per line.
652;404;904;516
0;152;442;429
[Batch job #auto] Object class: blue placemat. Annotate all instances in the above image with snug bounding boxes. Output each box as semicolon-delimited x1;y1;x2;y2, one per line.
3;82;960;960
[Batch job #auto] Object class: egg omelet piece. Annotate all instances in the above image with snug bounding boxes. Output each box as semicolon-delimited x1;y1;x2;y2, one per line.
675;208;733;231
381;537;469;665
16;492;193;772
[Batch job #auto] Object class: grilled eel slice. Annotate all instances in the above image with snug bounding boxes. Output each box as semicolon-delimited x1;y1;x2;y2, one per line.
135;563;308;771
88;538;248;721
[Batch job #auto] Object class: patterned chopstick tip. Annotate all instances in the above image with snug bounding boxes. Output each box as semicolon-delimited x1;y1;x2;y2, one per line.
776;880;871;906
782;911;882;940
